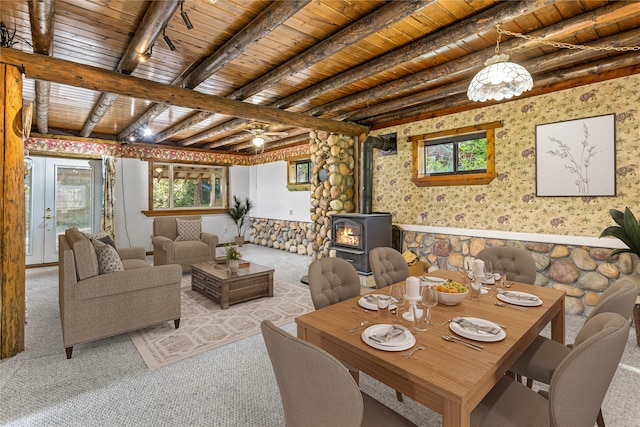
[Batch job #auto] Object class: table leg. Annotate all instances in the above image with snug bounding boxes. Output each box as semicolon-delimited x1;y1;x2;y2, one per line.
443;400;469;427
551;297;565;344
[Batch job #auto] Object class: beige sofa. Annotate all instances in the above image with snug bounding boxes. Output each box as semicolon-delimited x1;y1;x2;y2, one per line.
152;216;218;272
59;228;182;358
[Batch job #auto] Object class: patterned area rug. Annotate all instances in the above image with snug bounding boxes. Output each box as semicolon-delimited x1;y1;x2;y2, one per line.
130;276;314;369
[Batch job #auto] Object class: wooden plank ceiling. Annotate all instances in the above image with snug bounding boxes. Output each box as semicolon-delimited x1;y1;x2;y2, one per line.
1;0;639;154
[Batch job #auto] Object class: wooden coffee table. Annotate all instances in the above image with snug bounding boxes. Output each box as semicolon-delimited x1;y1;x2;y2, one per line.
191;261;274;309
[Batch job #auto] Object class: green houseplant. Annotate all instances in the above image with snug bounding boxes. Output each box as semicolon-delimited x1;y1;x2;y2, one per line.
226;196;254;247
225;243;242;273
599;207;640;258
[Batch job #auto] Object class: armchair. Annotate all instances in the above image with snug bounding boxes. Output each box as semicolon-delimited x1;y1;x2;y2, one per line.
152;216;218;272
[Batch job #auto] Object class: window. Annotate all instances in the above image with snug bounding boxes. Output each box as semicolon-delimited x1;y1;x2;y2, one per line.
409;121;501;187
287;157;312;191
146;162;228;215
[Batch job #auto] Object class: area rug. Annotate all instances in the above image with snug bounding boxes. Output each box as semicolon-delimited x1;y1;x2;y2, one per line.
129;275;314;370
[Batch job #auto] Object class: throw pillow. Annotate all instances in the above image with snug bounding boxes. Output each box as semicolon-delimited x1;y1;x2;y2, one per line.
90;238;124;274
99;235;117;249
83;230;110;240
174;218;201;241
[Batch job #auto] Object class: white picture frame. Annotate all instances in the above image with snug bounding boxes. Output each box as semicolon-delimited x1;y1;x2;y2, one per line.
535;114;616;197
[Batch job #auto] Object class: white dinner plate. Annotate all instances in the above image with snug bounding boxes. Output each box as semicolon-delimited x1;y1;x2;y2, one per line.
362;324;416;351
358;295;397;311
497;291;542;307
449;317;506;342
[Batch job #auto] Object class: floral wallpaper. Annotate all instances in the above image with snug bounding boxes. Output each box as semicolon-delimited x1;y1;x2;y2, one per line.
371;74;640;238
24;135;311;166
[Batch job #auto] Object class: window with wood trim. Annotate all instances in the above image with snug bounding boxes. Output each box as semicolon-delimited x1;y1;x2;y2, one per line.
286;156;312;191
146;162;229;215
409;121;501;187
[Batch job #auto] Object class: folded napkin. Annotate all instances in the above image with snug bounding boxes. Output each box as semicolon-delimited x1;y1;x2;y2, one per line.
453;317;501;335
500;291;539;301
369;325;407;343
363;294;377;303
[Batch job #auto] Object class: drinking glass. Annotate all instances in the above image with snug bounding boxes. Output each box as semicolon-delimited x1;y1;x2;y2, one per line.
412;304;428;332
421;285;438;326
377;295;391;320
484;261;494;284
389;284;406;323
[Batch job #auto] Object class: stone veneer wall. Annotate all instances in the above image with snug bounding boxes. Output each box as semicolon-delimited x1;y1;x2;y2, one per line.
403;231;640;315
248;218;316;256
248;131;356;259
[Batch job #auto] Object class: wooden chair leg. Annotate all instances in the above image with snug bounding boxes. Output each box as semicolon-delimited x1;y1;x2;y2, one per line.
396;390;403;402
65;347;73;359
526;377;533;388
596;408;606;427
174;318;180;328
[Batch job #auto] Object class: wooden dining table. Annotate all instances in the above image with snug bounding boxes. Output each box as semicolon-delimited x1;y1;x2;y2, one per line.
295;269;565;427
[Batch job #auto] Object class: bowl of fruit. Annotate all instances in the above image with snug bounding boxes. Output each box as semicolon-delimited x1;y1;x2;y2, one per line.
434;280;468;305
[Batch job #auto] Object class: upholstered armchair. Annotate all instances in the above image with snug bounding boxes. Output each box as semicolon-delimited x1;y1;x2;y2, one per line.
152;216;218;273
369;247;410;289
475;247;536;284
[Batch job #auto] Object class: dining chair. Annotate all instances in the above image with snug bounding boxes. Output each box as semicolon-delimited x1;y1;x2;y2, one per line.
261;320;416;427
475;246;536;284
471;312;630;427
509;279;637;427
369;246;410;289
308;257;361;310
308;256;405;402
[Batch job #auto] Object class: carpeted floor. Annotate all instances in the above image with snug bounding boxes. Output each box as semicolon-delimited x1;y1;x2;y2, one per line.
3;244;640;426
130;276;314;369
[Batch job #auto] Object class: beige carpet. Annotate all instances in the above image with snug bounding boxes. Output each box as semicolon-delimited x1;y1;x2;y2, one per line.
129;276;314;369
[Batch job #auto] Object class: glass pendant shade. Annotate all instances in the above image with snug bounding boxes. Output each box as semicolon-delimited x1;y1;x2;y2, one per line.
252;136;265;147
467;54;533;102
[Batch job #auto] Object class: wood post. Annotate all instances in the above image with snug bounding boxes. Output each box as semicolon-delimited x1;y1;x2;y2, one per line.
1;63;26;359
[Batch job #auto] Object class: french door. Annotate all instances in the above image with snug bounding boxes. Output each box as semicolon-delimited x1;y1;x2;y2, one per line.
25;156;102;265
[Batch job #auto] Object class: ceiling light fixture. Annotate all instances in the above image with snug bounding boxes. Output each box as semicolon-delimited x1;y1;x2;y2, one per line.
163;26;175;51
180;1;193;30
467;25;532;102
252;136;265;147
468;25;640;103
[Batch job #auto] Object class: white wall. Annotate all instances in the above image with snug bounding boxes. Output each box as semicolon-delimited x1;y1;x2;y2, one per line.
113;159;252;250
249;161;311;222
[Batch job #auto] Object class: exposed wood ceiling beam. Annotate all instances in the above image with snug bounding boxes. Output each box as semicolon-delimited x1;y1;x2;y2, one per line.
79;0;181;137
117;0;310;142
275;0;557;112
343;28;640;123
166;0;436;147
27;0;55;134
361;54;640;127
193;0;558;150
0;48;368;136
322;5;640;121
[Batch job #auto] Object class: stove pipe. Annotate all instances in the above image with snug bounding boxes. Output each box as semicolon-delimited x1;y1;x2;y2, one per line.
359;135;395;214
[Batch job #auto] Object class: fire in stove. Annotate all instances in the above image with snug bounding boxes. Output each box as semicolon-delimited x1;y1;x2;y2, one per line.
336;226;359;246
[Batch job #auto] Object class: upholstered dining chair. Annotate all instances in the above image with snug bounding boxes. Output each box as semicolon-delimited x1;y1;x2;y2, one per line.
308;256;405;402
369;247;410;289
308;257;361;310
261;320;416;427
475;247;536;284
471;312;630;427
509;279;637;427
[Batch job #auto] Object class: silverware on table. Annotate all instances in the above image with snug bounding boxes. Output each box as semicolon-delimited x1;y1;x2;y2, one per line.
441;334;484;351
494;301;528;311
404;345;425;359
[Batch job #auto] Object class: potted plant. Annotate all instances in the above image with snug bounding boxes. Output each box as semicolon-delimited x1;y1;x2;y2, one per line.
226;196;254;247
599;207;640;258
600;207;640;347
225;243;242;273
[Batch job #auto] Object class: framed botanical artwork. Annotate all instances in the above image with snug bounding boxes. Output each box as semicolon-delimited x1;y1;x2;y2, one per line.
535;114;616;197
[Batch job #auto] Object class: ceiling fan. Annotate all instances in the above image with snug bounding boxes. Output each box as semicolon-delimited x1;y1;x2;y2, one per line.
244;123;288;147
